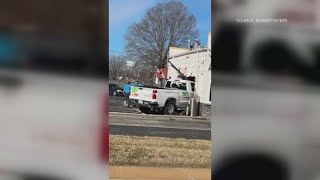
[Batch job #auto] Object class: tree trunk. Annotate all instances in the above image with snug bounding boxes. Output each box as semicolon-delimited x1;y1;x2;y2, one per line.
150;70;154;86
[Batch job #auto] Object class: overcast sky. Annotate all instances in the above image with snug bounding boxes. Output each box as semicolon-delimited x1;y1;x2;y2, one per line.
109;0;211;54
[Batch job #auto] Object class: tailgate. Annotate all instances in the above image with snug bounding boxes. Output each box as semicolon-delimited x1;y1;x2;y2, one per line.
130;86;153;101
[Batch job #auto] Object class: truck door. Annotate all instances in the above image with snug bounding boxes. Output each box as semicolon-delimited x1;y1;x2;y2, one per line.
177;83;190;109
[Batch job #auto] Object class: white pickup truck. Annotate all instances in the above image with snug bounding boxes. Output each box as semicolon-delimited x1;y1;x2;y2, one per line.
0;68;108;180
212;74;320;180
129;79;195;115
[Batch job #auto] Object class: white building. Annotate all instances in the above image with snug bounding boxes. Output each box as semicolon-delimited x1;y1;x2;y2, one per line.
167;32;211;117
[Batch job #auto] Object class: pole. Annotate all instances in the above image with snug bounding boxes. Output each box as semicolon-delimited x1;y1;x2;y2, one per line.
168;57;188;80
197;49;199;92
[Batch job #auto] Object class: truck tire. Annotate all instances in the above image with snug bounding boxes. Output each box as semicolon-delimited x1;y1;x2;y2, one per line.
139;107;152;114
164;101;176;115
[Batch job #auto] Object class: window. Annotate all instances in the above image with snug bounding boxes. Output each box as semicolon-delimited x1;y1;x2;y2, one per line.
109;84;117;90
191;83;195;92
165;81;172;88
178;83;187;90
171;83;179;89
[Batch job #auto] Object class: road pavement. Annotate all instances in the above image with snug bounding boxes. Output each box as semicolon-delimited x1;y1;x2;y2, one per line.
110;125;211;140
109;95;142;114
109;112;211;140
109;95;211;140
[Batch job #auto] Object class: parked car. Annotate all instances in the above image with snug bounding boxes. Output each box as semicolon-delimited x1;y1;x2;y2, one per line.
129;79;195;115
109;83;124;96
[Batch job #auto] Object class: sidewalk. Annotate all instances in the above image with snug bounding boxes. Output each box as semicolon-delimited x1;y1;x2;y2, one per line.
110;166;211;180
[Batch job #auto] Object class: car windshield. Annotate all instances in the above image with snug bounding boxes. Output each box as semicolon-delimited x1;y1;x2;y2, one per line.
109;84;117;89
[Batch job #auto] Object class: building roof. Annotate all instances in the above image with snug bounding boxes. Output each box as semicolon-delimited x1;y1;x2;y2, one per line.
169;46;189;50
168;48;208;59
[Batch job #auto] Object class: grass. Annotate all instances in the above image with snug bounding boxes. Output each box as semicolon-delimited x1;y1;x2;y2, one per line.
109;135;211;168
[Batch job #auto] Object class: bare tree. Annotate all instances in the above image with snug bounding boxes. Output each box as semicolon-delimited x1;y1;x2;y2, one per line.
109;55;126;80
125;0;199;69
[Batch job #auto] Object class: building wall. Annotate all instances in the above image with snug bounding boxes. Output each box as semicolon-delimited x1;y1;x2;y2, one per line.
167;32;212;119
154;76;159;85
199;103;211;119
167;49;211;104
207;32;211;49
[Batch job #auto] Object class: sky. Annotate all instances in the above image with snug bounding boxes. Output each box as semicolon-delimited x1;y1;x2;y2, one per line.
109;0;211;54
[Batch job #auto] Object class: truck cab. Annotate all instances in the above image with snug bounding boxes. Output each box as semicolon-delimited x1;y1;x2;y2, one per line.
165;79;195;96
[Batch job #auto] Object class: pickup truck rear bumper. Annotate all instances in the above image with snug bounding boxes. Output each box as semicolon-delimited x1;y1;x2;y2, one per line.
131;99;159;109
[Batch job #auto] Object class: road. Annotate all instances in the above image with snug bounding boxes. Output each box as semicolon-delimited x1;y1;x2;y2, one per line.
110;125;211;140
109;112;211;140
109;95;211;140
109;95;142;114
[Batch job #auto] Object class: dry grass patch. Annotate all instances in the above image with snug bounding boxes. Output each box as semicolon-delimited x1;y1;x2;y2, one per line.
110;135;211;168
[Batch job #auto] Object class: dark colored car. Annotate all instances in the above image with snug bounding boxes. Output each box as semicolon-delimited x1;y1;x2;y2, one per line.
109;83;124;96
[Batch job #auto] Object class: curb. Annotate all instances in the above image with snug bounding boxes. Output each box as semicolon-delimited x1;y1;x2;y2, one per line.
109;112;210;123
109;123;211;131
110;166;211;180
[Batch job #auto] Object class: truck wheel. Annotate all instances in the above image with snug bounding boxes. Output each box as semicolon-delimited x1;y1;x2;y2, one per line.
139;107;152;114
164;101;176;115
